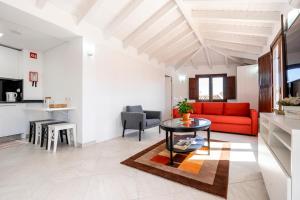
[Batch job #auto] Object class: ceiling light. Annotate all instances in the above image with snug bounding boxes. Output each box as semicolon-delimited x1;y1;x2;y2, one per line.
0;33;3;37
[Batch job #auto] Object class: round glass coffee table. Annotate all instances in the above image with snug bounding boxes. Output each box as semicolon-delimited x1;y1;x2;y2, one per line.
160;118;211;166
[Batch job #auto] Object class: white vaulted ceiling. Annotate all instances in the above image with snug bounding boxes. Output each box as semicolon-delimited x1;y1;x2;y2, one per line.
43;0;290;69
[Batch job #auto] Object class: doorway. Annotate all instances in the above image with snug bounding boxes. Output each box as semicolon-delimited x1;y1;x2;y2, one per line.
164;75;173;120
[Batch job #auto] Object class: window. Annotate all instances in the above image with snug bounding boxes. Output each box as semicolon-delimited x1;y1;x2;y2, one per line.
196;74;227;102
198;77;209;100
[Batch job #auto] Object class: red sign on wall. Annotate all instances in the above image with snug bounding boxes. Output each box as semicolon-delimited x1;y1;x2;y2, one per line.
30;52;38;59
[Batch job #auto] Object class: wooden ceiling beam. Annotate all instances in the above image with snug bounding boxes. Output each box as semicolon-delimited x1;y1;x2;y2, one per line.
156;32;196;61
184;1;286;12
156;38;199;62
148;27;191;58
174;49;199;70
137;16;185;54
174;0;214;67
74;0;99;24
123;0;177;48
202;31;267;46
212;46;259;60
192;10;281;22
205;39;263;54
164;41;200;64
208;46;244;65
105;0;144;34
198;23;273;37
36;0;48;9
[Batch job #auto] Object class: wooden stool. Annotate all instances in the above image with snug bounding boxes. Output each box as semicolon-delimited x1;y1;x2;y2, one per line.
29;119;53;144
33;120;54;145
47;123;77;153
41;121;67;148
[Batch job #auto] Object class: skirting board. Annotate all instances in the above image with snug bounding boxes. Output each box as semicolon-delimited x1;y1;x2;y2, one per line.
77;140;97;148
0;134;22;143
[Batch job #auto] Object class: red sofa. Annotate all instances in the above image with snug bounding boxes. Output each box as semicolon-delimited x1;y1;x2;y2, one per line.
173;102;258;136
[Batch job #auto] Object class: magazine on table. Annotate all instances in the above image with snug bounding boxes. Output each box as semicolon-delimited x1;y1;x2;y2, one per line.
174;136;204;150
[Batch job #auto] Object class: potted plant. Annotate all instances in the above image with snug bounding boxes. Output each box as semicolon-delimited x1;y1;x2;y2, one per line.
278;97;300;119
177;98;193;121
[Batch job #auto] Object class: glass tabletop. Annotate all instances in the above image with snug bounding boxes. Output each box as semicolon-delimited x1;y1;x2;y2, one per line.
160;118;211;129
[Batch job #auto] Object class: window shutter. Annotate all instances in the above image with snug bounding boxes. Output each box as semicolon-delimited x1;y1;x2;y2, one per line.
189;78;197;100
227;76;236;99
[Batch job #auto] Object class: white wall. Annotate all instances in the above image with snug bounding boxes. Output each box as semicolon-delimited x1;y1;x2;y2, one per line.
237;64;259;110
82;39;165;143
166;65;237;104
43;38;83;143
43;37;165;144
20;50;44;100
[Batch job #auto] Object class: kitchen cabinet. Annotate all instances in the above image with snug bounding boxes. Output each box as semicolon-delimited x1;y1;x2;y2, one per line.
0;104;27;137
0;46;22;79
0;103;47;138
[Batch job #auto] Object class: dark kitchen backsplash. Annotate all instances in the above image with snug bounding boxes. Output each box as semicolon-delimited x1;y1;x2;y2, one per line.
0;78;23;101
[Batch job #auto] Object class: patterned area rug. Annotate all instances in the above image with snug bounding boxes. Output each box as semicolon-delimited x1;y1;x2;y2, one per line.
121;137;230;198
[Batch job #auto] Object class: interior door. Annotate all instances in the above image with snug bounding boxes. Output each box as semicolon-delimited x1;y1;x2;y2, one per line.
258;52;273;112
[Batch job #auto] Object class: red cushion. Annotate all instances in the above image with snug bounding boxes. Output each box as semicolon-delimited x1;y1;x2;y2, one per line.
224;103;250;117
191;102;202;114
211;123;252;135
197;114;251;125
202;103;224;115
173;108;180;118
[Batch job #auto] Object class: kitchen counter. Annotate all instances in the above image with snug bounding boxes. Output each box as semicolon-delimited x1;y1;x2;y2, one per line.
0;100;43;104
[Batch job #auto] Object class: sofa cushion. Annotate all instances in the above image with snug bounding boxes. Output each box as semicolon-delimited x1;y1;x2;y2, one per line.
127;105;143;113
202;103;224;115
191;102;202;114
173;108;181;118
224;103;250;117
197;114;251;125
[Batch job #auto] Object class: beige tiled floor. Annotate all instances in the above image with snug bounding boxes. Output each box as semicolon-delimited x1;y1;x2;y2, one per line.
0;129;269;200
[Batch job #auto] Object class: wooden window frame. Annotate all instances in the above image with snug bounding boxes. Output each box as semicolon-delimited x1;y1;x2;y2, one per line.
196;74;227;102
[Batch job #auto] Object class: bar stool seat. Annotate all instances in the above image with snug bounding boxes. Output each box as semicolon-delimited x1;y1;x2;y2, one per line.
47;123;77;153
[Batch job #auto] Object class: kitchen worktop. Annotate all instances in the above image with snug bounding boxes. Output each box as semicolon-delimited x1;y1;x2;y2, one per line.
0;100;43;104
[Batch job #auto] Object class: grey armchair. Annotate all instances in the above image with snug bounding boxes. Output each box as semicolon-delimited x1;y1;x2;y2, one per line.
121;105;161;141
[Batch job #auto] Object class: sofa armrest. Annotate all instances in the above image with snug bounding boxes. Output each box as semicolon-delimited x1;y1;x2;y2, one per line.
144;110;161;120
172;108;181;118
250;109;258;135
121;112;146;129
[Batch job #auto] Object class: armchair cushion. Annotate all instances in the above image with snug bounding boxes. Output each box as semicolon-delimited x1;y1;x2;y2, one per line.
126;105;143;113
146;119;160;128
144;110;161;119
